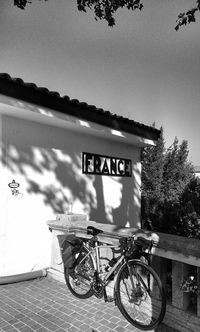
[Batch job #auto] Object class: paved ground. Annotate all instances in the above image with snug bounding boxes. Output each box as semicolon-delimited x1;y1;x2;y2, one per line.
0;275;144;332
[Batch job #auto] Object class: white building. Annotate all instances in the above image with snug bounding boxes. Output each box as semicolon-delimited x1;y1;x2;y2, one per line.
194;166;200;178
0;73;160;276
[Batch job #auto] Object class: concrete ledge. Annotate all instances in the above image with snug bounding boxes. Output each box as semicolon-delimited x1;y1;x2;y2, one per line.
47;268;65;284
47;214;200;267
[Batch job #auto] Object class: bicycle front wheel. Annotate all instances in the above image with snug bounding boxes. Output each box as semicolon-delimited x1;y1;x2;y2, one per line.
64;248;95;299
115;259;166;331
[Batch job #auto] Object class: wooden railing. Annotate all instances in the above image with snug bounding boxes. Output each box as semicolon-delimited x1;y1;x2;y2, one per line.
47;214;200;332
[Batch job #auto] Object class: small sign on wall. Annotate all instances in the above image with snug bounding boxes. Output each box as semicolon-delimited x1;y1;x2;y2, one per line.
82;152;132;177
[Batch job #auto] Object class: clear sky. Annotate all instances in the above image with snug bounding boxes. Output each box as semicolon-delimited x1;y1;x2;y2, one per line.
1;0;200;164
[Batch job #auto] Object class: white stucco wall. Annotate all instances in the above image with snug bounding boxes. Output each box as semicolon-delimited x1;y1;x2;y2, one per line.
0;99;148;276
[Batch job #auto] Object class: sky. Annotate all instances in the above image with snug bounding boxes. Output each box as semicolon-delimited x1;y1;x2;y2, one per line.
0;0;200;165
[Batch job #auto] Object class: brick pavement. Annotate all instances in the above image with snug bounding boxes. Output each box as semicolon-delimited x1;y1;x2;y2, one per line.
0;275;145;332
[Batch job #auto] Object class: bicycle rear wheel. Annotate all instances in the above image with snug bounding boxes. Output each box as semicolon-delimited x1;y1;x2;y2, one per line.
64;248;95;299
115;259;166;330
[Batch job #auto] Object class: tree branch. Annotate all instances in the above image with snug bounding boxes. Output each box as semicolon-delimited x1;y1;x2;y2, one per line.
13;0;200;30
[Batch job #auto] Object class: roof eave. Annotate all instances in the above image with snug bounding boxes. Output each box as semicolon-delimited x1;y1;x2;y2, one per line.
0;73;160;141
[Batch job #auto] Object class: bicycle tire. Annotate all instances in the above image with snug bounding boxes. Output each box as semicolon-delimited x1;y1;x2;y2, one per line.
64;248;95;299
115;259;166;331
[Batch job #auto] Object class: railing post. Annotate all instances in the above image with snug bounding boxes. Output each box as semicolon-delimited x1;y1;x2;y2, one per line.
151;256;167;301
152;255;167;287
172;261;190;310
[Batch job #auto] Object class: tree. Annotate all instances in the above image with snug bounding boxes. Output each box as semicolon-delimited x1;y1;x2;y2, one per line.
182;177;200;217
141;133;196;237
157;138;195;235
162;138;194;205
178;177;200;238
14;0;200;30
141;126;165;230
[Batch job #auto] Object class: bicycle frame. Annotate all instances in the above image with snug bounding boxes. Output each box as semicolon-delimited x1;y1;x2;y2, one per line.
79;238;125;284
79;239;152;302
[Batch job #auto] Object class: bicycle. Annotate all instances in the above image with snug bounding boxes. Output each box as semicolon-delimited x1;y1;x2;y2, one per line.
64;226;166;331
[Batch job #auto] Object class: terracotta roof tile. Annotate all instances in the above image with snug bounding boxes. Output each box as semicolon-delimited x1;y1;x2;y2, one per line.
0;73;160;141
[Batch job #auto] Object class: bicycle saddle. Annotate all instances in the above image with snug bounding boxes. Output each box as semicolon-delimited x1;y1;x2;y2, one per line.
87;226;104;236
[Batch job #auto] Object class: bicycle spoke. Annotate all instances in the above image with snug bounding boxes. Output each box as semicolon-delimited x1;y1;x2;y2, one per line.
64;248;94;299
116;260;166;330
120;276;153;325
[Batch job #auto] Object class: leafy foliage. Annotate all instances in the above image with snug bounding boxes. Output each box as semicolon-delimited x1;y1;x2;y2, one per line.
162;138;194;204
77;0;143;27
14;0;48;10
13;0;200;30
141;131;200;239
141;126;165;229
180;177;200;238
14;0;33;10
175;1;200;31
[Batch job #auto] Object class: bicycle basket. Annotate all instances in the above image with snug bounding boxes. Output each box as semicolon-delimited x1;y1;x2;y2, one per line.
57;234;83;269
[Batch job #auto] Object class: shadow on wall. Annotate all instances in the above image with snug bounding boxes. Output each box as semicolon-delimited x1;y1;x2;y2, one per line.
112;176;140;227
2;115;140;227
90;175;108;223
